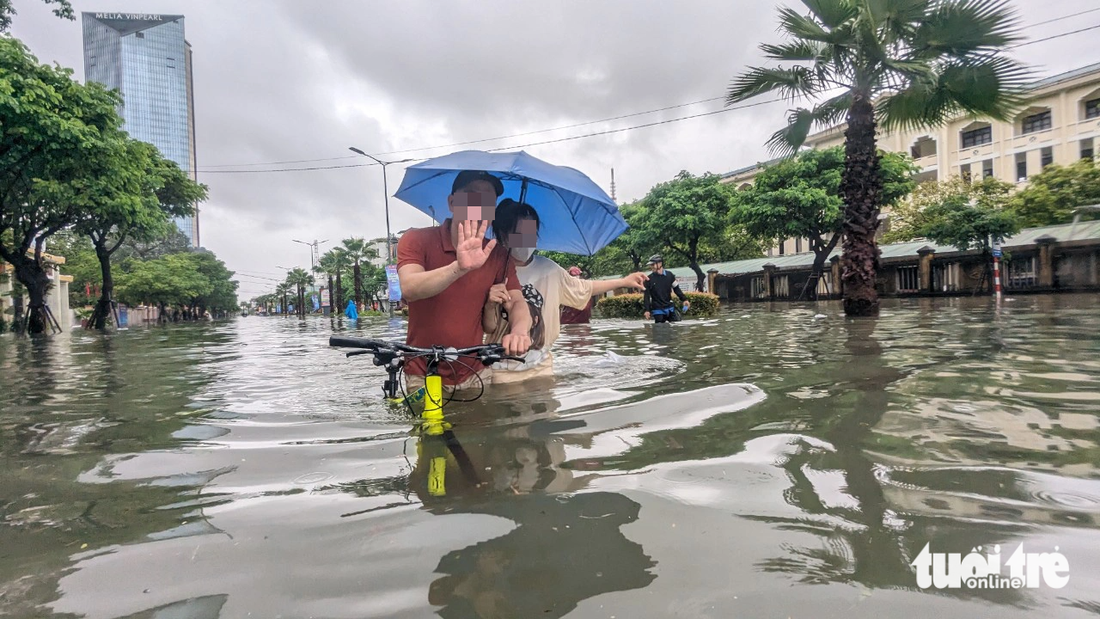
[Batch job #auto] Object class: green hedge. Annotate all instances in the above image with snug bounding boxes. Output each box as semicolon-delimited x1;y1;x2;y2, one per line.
596;292;719;319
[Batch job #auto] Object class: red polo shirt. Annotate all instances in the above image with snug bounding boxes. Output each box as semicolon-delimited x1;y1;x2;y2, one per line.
397;220;520;384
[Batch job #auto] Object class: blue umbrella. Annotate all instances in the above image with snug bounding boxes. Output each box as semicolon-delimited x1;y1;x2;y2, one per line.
394;150;626;255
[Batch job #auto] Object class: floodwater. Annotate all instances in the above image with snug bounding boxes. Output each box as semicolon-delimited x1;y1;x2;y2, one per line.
1;295;1099;619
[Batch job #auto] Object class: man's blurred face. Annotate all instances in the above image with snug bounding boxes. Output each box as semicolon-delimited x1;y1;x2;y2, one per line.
448;179;498;222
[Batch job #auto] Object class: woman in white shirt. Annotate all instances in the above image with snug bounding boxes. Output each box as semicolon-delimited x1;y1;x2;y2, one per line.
484;199;647;382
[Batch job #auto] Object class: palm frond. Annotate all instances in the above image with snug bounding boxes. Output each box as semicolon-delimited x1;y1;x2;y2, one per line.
876;80;953;132
911;0;1022;59
877;55;1031;131
726;66;821;104
761;40;827;62
800;0;859;29
777;7;844;44
765;106;836;157
882;58;936;84
936;55;1032;120
813;91;854;127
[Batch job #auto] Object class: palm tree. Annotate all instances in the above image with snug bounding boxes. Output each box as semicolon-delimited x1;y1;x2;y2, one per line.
726;0;1027;316
275;283;291;316
340;238;379;310
286;268;314;319
315;250;341;316
330;248;351;313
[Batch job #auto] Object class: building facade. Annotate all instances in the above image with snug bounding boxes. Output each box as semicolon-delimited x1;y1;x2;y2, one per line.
722;62;1100;258
82;12;199;246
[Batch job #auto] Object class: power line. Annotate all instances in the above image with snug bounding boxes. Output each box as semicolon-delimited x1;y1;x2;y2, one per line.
1009;23;1100;48
483;98;782;153
1026;7;1100;29
196;18;1099;175
370;96;729;157
202;155;359;169
199;97;784;174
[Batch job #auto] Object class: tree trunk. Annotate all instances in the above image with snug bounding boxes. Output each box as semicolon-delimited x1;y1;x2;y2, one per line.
839;94;884;317
353;262;363;308
335;271;344;312
806;235;841;301
91;243;114;331
158;302;167;324
13;259;52;335
327;275;334;314
689;261;706;292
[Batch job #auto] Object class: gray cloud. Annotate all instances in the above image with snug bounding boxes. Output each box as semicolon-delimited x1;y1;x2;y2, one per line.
10;0;1095;299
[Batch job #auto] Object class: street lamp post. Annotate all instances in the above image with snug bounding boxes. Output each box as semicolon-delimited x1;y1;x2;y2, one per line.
348;147;413;317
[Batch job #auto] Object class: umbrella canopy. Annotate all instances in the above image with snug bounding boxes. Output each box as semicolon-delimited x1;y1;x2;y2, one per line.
393;150;626;255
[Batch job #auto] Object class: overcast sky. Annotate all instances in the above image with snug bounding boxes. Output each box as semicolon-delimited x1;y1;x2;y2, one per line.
11;0;1097;298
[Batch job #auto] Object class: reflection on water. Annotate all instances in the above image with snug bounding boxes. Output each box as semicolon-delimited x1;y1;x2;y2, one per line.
1;295;1099;618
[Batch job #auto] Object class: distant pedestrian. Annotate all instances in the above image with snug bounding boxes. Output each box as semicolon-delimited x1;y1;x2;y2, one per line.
643;254;689;323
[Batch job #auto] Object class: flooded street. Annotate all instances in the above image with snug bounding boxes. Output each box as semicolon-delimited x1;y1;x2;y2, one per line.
2;295;1099;618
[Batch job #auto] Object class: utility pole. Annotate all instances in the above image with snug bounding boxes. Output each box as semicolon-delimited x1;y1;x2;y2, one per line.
348;147;414;318
610;168;617;203
292;239;327;271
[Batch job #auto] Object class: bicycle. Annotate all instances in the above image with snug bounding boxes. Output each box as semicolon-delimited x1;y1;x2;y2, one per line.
328;336;523;497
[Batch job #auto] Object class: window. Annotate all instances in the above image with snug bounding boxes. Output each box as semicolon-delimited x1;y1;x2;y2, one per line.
961;125;992;148
982;159;994;178
933;263;960;292
751;277;767;299
774;275;789;298
1016;152;1028;182
795;238;802;253
1041;146;1053;168
960;165;972;183
778;239;785;256
1008;256;1036;288
896;266;919;293
1083;138;1095;160
1021;110;1052;134
1087;98;1100;120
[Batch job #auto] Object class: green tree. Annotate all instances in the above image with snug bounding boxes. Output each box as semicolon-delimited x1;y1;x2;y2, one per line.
45;230;100;309
919;198;1018;253
0;38;124;333
275;282;291;316
329;248;351;311
116;253;210;323
0;0;72;32
186;250;238;317
1009;158;1100;227
340;238;378;309
314;251;340;314
909;177;1019;292
883;175;1014;243
76;140;207;330
116;228;193;261
285;267;313;319
727;0;1028;316
733;147;917;297
637;171;736;290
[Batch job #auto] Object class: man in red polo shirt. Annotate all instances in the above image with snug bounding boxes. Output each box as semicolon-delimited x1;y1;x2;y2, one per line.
397;170;532;388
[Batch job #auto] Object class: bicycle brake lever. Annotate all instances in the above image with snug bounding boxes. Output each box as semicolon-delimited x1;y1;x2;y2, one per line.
346;350;373;358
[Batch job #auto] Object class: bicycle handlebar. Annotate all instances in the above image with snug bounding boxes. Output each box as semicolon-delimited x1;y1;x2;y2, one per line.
328;336;524;362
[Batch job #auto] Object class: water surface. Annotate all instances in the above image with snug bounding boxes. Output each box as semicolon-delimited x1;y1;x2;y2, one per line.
1;295;1098;618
